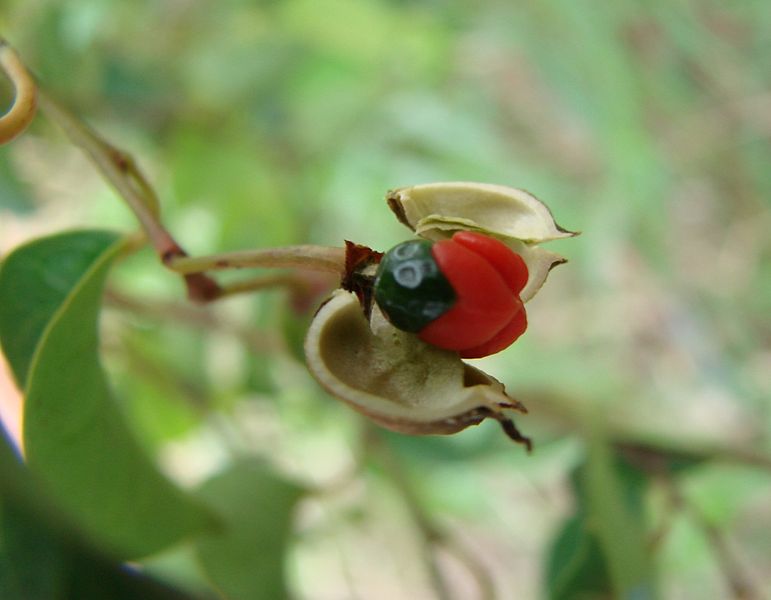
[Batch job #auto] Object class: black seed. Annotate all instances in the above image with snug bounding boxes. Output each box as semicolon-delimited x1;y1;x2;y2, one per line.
373;240;456;333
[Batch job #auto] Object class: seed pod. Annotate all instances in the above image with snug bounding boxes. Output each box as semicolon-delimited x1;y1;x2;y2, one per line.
304;290;529;443
386;182;578;302
304;182;576;446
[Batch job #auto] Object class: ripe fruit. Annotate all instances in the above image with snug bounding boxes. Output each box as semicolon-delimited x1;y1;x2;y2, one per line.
373;231;528;358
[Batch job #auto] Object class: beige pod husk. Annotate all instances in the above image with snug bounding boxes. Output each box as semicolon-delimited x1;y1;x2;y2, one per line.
386;182;578;302
305;290;526;435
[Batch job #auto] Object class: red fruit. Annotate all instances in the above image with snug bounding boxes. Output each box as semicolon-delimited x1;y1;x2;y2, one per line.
458;307;527;359
417;232;529;356
451;231;529;295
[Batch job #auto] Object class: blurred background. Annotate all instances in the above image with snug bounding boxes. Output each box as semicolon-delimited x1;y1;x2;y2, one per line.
1;1;770;598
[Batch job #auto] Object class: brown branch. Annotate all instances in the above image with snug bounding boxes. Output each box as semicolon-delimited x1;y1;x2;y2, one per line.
5;41;348;305
215;272;308;299
35;91;224;302
0;39;37;143
103;289;281;354
166;246;346;276
38;89;347;302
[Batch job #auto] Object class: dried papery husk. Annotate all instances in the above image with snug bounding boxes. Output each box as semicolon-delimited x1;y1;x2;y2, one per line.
387;182;577;302
305;290;526;435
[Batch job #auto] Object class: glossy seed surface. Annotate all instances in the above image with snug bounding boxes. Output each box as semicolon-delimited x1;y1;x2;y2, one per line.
373;240;456;333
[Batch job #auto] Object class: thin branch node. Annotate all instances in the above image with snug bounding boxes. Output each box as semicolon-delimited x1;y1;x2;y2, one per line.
185;273;222;304
162;245;188;266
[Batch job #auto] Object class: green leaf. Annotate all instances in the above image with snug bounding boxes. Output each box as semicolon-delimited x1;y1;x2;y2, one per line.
5;230;212;559
547;448;655;600
65;555;200;600
0;425;200;600
0;499;202;600
195;460;306;600
0;495;68;600
0;230;120;387
1;422;68;600
545;512;612;600
583;437;657;600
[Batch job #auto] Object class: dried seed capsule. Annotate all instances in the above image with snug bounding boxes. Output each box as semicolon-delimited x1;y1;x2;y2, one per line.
305;182;577;446
386;182;577;303
304;289;530;443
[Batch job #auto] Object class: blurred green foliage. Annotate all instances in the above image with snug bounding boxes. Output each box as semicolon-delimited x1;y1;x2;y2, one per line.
1;1;770;598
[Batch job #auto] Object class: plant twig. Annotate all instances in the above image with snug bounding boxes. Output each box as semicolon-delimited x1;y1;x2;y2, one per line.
368;428;496;600
0;39;37;143
382;454;453;600
103;288;281;353
215;272;308;299
528;390;771;473
0;38;346;303
37;93;168;245
698;517;760;600
39;88;346;299
664;480;761;600
35;89;226;302
167;246;346;276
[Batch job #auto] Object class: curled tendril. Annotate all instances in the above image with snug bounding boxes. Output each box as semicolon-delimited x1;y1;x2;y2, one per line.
0;39;37;144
